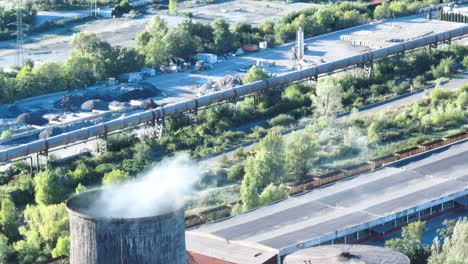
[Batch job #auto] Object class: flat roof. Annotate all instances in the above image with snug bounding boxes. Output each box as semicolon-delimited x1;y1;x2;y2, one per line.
186;141;468;263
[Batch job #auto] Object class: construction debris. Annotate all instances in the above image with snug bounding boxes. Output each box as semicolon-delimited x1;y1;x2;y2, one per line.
196;75;242;96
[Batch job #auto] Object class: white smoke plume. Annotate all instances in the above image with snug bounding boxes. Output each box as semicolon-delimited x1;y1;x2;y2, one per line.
86;155;204;218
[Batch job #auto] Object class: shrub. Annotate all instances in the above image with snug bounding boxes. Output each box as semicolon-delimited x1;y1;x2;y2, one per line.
268;114;295;127
227;164;245;181
102;169;129;185
0;130;12;139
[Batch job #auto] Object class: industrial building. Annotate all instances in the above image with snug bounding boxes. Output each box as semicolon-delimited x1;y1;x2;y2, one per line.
282;244;410;264
186;141;468;264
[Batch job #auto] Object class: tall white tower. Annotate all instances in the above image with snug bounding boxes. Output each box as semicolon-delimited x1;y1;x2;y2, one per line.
296;27;304;61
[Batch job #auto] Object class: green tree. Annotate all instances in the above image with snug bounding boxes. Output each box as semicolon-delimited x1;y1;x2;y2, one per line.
285;131;318;182
227;164;245;181
258;184;288;206
0;197;19;240
15;204;68;264
242;66;268;84
74;183;87;194
212;18;236;54
385;221;429;264
239;165;260;211
164;28;199;60
311;78;343;118
429;218;468;264
374;4;391;19
0;233;12;264
169;0;177;15
34;170;67;205
51;235;69;258
102;169;129;185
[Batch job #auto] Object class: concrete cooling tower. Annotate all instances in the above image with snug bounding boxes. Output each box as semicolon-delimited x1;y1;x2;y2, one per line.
283;244;410;264
66;189;187;264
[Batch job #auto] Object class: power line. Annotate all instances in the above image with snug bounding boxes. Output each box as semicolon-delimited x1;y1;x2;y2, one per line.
11;0;27;66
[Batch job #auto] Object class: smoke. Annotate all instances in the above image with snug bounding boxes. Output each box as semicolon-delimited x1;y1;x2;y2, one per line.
86;155;204;218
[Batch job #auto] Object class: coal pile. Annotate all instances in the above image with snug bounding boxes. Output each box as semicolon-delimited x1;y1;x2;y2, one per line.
116;82;160;102
54;95;86;111
15;112;48;126
81;100;109;111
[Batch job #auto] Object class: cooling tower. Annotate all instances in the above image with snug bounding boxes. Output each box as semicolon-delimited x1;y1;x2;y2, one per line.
283;244;410;264
66;189;187;264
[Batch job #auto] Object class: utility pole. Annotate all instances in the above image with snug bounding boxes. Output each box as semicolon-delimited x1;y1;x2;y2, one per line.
89;0;98;16
12;0;26;66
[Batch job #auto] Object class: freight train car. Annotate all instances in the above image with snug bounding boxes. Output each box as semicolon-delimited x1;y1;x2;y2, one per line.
443;131;468;144
395;146;422;160
419;139;446;152
341;162;372;178
368;154;398;169
315;170;344;186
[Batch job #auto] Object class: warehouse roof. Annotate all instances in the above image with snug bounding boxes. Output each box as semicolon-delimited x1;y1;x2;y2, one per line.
186;141;468;263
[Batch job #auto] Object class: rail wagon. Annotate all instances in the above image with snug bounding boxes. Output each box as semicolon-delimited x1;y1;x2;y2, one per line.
199;204;232;222
419;139;446;152
395;146;422;160
287;175;317;195
185;214;204;228
443;131;468;144
341;162;372;178
315;170;343;186
368;154;398;169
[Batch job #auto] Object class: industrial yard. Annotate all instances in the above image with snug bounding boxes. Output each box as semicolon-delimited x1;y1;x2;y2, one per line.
0;14;465;153
187;141;468;263
0;1;468;264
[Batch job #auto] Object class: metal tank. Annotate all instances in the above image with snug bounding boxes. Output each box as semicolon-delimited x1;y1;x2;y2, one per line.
66;189;187;264
283;244;410;264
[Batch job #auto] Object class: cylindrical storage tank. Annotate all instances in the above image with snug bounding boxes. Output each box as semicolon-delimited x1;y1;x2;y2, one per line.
66;189;187;264
283;244;410;264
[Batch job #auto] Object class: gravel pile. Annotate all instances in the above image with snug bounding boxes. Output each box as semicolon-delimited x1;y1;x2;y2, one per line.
15;112;48;126
54;95;86;110
197;75;242;96
81;100;109;111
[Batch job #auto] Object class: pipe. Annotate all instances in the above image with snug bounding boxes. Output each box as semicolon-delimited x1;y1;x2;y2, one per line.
1;25;467;163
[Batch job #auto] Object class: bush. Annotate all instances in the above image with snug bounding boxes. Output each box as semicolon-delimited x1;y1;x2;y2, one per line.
107;133;135;152
1;130;12;139
431;57;455;79
227;164;245;181
259;184;288;206
268;114;295;127
102;169;129;185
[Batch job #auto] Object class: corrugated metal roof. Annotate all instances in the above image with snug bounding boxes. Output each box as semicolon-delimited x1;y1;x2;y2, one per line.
186;142;468;262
